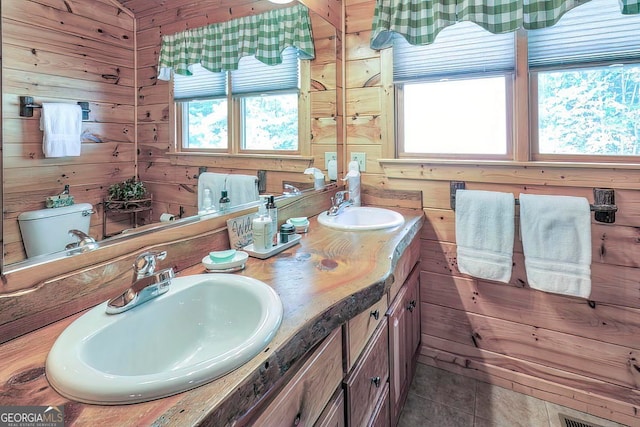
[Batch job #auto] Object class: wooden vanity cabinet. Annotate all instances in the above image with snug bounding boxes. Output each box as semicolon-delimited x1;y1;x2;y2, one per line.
250;327;343;426
388;264;421;427
250;235;421;427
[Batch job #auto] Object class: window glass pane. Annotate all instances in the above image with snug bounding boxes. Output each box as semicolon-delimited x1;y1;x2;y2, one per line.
537;65;640;156
242;93;298;151
183;99;228;149
403;77;507;155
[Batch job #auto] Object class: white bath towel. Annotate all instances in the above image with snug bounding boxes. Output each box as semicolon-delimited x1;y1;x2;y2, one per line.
519;194;592;299
40;103;83;158
226;174;259;207
198;172;259;212
455;190;515;283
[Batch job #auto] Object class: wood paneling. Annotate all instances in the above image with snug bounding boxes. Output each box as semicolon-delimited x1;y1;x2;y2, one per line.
342;0;640;424
2;0;136;264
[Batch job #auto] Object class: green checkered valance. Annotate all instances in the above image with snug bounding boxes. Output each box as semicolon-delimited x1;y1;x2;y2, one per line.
370;0;640;49
158;4;315;80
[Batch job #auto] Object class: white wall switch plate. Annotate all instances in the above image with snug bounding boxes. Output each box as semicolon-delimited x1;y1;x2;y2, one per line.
350;152;366;172
324;152;337;170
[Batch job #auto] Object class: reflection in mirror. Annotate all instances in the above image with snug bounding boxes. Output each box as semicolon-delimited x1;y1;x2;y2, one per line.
2;0;339;272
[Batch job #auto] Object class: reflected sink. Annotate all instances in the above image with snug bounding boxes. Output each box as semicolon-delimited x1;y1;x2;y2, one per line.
46;274;283;404
317;206;404;231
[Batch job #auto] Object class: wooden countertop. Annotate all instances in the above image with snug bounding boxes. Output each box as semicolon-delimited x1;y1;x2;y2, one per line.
0;209;423;427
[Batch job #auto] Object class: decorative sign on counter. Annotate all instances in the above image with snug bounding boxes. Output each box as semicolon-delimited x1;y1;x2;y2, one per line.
227;213;256;249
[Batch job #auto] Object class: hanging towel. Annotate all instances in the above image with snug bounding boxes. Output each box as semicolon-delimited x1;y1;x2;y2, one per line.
198;172;259;212
455;190;515;283
40;103;83;158
519;194;592;299
226;174;259;207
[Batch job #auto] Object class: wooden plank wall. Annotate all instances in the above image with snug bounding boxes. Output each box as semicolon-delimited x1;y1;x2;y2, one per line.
134;1;339;221
2;0;136;264
343;0;640;425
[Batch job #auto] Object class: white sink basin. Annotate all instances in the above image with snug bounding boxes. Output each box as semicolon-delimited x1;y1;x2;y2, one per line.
317;206;404;231
45;274;283;404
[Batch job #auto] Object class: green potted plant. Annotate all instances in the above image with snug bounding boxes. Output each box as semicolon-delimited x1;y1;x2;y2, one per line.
105;177;150;211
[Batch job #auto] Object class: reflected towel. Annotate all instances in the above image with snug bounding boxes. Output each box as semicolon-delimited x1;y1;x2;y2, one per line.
198;173;259;212
226;174;259;207
519;193;591;299
40;103;82;157
455;190;515;283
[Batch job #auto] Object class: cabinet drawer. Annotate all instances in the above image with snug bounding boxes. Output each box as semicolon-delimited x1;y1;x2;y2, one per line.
369;383;390;427
345;295;388;371
315;387;345;427
253;328;343;426
345;318;389;427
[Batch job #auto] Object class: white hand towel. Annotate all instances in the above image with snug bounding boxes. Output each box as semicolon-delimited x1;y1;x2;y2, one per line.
519;194;591;298
40;103;83;158
455;190;515;283
226;174;259;207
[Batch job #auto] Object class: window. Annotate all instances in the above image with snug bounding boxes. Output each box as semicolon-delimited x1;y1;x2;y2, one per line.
394;0;640;161
529;1;640;158
174;47;301;153
394;22;515;158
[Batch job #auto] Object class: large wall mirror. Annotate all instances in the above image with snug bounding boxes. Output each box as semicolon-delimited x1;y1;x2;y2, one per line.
1;0;342;279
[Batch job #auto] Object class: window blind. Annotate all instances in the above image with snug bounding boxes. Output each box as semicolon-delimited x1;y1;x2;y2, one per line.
231;47;299;95
173;47;299;100
173;64;226;101
528;0;640;68
393;21;515;83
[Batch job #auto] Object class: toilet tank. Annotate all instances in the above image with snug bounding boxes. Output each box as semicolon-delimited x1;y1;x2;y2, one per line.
18;203;93;258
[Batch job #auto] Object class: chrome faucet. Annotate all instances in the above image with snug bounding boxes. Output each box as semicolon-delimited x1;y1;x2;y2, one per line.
328;190;354;216
106;250;175;315
65;229;98;254
283;183;301;197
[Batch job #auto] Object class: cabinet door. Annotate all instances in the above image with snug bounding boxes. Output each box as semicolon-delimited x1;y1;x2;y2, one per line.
388;284;409;427
405;265;421;382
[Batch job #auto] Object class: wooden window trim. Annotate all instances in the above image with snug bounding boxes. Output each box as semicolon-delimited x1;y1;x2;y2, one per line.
172;60;311;157
391;28;640;165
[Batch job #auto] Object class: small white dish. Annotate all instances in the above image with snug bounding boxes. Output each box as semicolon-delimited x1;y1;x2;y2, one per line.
202;251;248;271
286;218;309;233
209;249;237;263
288;217;308;226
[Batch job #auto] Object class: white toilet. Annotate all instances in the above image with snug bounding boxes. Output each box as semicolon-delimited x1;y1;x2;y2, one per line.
18;203;94;258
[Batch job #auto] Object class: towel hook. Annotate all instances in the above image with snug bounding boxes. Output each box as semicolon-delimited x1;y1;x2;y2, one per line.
449;181;618;224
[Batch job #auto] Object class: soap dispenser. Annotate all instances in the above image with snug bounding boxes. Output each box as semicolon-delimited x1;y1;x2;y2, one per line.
327;156;338;181
304;167;326;190
344;160;361;206
252;197;272;251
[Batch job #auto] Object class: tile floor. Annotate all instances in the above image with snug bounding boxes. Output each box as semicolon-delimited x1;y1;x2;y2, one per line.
398;364;629;427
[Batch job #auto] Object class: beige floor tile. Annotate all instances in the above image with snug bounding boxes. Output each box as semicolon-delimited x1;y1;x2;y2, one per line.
399;392;475;427
409;364;477;415
475;381;549;427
